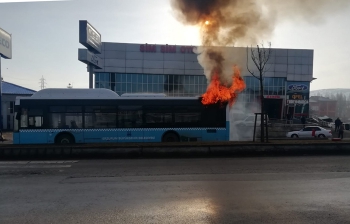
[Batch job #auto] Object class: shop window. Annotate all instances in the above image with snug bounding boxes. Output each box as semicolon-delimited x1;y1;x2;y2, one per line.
10;102;14;114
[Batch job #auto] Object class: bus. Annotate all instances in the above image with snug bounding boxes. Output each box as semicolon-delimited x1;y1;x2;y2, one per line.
13;88;230;144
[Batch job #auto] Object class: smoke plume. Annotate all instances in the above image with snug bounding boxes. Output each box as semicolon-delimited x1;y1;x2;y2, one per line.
171;0;350;88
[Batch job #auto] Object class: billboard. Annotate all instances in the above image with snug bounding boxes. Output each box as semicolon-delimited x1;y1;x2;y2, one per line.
0;27;12;59
78;49;103;69
79;20;102;54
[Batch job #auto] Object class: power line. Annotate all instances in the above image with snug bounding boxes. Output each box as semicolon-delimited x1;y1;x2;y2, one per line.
39;76;47;90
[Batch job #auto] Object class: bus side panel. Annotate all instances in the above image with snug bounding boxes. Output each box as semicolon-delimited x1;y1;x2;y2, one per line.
18;131;48;144
226;121;230;141
176;129;202;141
83;130;119;143
143;130;162;142
47;130;84;144
13;132;20;144
117;129;145;143
201;128;227;142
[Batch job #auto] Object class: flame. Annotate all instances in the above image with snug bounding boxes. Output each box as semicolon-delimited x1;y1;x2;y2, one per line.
201;66;246;107
205;20;210;25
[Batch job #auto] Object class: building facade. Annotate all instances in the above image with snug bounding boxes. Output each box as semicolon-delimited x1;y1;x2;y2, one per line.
1;81;36;130
309;96;337;119
93;42;314;119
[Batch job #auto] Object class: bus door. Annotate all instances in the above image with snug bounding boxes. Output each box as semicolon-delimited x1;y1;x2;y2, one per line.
117;106;144;143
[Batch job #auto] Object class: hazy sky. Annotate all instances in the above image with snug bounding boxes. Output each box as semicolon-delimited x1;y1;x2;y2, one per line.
0;0;349;91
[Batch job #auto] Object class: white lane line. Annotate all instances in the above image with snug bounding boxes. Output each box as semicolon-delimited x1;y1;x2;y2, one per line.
0;165;72;168
0;161;78;165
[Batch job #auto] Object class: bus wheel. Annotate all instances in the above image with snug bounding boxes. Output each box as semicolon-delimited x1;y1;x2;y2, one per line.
56;134;74;144
162;132;179;142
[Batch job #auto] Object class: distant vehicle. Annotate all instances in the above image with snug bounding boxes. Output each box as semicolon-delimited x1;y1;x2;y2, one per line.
286;126;332;138
233;114;270;127
13;88;230;144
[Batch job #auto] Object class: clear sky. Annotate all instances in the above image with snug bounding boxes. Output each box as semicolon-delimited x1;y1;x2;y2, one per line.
0;0;349;91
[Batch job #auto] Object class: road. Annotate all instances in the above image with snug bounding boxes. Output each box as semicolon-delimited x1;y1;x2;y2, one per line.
1;157;350;223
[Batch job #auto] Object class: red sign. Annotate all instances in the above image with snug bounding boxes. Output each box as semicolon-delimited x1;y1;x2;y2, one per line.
140;43;195;54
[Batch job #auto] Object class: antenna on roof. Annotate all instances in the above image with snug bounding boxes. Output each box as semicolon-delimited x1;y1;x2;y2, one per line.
39;76;47;90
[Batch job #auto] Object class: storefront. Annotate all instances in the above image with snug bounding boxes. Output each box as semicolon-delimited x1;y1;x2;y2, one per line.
90;42;314;120
285;82;310;118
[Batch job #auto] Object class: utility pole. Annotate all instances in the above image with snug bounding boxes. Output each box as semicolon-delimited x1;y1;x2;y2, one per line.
39;76;47;90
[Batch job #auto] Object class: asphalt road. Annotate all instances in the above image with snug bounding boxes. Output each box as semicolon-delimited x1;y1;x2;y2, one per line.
1;157;350;224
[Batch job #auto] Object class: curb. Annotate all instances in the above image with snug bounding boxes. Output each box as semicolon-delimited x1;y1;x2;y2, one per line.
1;142;350;159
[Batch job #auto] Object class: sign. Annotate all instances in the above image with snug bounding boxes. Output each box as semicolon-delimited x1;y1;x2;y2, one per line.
265;95;281;99
78;49;103;69
0;27;12;59
287;100;309;104
139;43;196;54
291;94;304;100
287;82;309;93
79;20;102;54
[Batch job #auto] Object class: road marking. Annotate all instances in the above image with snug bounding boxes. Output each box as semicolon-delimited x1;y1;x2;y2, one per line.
0;165;72;168
0;160;78;165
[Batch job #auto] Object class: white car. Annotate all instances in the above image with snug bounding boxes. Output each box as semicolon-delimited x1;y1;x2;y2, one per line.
286;126;332;138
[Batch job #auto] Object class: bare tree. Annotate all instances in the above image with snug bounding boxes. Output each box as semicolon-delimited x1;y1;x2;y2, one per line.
247;42;272;142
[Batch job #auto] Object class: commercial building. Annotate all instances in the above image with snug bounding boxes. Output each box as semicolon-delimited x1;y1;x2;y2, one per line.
309;96;337;119
92;42;314;119
1;81;36;130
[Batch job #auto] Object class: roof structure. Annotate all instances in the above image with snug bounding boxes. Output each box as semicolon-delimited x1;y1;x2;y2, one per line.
2;81;36;95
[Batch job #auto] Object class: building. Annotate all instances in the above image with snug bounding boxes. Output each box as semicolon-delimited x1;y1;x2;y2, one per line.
1;81;36;130
309;96;337;119
92;42;314;119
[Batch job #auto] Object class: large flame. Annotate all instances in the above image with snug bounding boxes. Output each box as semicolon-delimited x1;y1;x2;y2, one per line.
201;66;245;107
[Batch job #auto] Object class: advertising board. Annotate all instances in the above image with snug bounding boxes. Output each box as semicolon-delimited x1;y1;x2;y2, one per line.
0;27;12;59
79;20;102;54
78;49;103;69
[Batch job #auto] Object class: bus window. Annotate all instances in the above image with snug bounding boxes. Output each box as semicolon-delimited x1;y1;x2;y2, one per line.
85;113;116;128
175;113;201;123
28;116;44;128
145;113;172;124
20;108;28;128
49;106;83;129
118;106;143;128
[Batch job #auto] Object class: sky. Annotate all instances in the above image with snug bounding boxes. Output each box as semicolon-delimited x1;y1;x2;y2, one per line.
0;0;349;91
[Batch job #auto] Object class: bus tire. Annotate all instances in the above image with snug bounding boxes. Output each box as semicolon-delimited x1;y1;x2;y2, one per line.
162;132;180;142
55;133;75;144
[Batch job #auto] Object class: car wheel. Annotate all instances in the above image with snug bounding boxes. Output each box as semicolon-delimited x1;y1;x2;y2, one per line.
318;134;326;138
291;134;298;138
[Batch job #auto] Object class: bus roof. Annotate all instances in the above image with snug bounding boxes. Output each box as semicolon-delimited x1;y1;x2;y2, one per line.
28;88;120;99
18;88;202;101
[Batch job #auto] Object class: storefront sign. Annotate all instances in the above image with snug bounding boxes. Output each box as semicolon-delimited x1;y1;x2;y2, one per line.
291;94;304;100
79;20;102;54
287;100;309;104
78;48;103;69
265;95;281;99
140;43;195;54
0;27;12;59
287;82;309;93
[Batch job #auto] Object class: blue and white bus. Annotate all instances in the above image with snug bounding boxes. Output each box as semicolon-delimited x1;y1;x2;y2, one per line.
13;88;229;144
